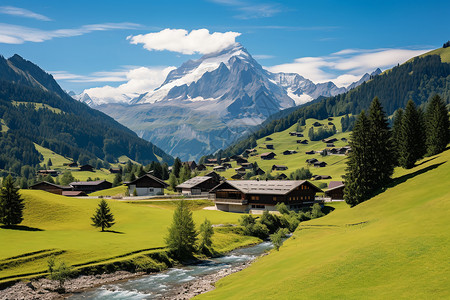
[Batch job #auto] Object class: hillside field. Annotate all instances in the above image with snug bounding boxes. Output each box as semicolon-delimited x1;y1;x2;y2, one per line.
196;148;450;299
202;115;351;186
0;194;259;284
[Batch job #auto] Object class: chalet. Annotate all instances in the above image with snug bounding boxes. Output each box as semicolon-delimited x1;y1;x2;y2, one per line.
197;164;207;171
313;175;332;180
325;181;345;200
29;181;71;195
328;117;334;121
276;173;288;180
322;138;338;143
213;165;226;172
297;139;308;144
313;122;322;127
184;161;198;171
306;158;318;164
205;171;221;181
282;150;297;155
328;122;334;125
231;173;244;180
79;164;94;172
230;155;241;160
235;166;247;174
68;162;78;168
326;143;335;147
109;167;121;174
209;180;323;212
176;175;220;195
62;191;88;197
296;133;304;137
70;180;112;193
206;158;218;165
221;157;230;163
265;137;273;141
289;132;297;136
329;148;339;154
37;170;58;177
126;174;168;196
313;161;327;168
243;149;257;155
260;152;276;160
255;168;266;175
222;162;232;169
341;137;348;142
235;157;249;165
241;162;254;170
266;144;274;149
272;165;288;171
305;150;315;155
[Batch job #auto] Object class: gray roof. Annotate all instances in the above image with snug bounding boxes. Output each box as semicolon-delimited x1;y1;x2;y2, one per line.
70;180;109;186
176;176;212;189
327;181;344;191
213;180;322;195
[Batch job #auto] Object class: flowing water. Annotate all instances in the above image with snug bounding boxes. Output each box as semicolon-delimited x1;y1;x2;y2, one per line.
69;241;273;299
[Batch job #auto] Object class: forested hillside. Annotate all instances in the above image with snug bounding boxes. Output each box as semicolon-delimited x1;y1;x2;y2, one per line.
213;52;450;159
0;55;173;174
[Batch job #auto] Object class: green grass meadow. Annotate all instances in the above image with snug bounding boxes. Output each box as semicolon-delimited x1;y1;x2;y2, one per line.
196;148;450;299
0;193;258;284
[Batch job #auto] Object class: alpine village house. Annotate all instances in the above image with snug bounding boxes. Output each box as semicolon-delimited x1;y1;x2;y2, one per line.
209;180;323;212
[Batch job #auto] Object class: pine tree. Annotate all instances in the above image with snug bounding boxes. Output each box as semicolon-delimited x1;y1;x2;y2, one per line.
91;199;115;232
47;158;52;167
165;201;197;258
0;175;25;226
425;94;450;156
169;172;178;190
173;158;182;178
398;100;424;169
392;108;404;165
137;165;146;177
179;164;191;183
199;218;214;251
112;173;122;187
60;171;75;186
367;97;395;188
344;111;374;206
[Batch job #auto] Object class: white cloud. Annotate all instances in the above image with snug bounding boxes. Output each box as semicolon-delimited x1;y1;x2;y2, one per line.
81;66;175;104
51;70;128;83
253;54;275;60
0;6;51;21
209;0;282;19
127;28;241;55
0;22;140;44
267;48;432;87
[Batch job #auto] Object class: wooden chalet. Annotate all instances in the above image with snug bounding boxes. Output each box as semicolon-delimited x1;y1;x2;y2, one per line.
313;122;322;127
235;157;249;165
197;164;207;171
328;117;334;121
109;167;121;174
306;158;318;164
325;181;345;200
313;175;332;180
313;161;327;168
213;165;226;172
222;162;232;169
265;137;273;141
209;180;323;212
235;166;247;174
241;162;253;170
231;173;244;180
272;165;288;171
37;170;58;177
305;150;315;155
297;139;308;144
328;122;334;125
266;144;274;149
282;150;297;155
68;162;78;168
255;168;265;175
126;174;168;196
243;149;257;155
184;161;198;171
62;191;88;197
326;143;335;147
29;181;71;195
206;158;218;165
341;137;348;142
322;137;338;143
260;152;276;160
176;175;220;195
70;180;112;193
230;155;241;160
204;171;221;181
79;164;94;172
276;173;288;180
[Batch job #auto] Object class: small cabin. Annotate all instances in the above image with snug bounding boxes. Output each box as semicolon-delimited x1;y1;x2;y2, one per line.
305;150;315;155
266;144;274;150
213;165;226;172
184;161;198;171
231;173;244;180
236;157;249;165
206;158;218;165
235;166;247;174
276;173;288;180
29;181;71;195
272;165;288;171
197;164;207;171
68;162;78;168
306;158;318;164
325;181;345;200
37;170;58;177
241;162;253;170
313;161;327;168
222;162;232;169
282;150;297;155
79;164;94;172
176;175;220;195
260;152;276;160
109;167;121;174
70;180;112;193
62;191;88;197
127;174;168;196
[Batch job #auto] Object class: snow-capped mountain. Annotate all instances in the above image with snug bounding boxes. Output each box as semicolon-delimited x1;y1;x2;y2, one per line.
70;43;380;160
347;68;382;90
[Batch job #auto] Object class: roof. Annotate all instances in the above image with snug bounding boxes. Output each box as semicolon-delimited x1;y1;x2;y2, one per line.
37;169;57;172
70;180;110;186
260;152;276;157
127;174;168;187
62;191;87;197
211;180;322;195
29;181;70;190
327;181;344;191
176;176;213;189
213;165;226;169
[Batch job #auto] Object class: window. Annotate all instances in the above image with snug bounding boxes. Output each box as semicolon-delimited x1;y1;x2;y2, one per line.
251;195;260;201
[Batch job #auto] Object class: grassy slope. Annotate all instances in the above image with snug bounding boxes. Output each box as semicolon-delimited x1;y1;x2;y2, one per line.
89;185;128;197
416;46;450;63
0;193;258;282
197;148;450;299
202;116;350;186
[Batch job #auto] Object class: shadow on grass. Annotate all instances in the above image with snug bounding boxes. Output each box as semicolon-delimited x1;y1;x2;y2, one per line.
415;156;439;167
322;205;336;215
0;225;43;231
102;229;125;234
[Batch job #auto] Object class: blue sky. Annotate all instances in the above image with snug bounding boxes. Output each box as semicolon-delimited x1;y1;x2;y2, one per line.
0;0;448;94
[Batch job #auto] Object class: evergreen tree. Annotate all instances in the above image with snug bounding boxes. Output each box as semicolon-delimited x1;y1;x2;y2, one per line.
47;158;52;167
179;164;191;183
137;165;146;177
367;97;395;188
169;172;178;190
44;174;55;184
392;108;404;165
0;175;25;226
198;218;214;251
425;94;450;156
398;100;424;169
161;163;169;180
344;111;374;206
165;201;197;258
173;157;182;178
91;199;115;232
112;173;122;187
60;171;75;186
